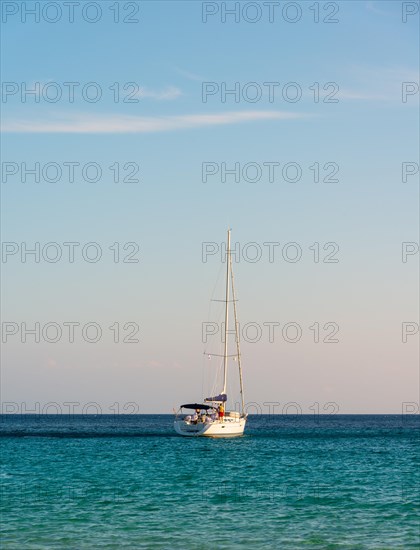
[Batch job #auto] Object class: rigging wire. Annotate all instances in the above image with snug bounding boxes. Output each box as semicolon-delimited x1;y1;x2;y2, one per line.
202;260;224;400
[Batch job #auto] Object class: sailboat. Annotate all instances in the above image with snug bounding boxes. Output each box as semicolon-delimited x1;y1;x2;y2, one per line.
174;229;247;437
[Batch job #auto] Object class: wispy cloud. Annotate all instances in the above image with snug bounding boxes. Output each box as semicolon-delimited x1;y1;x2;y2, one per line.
174;67;205;82
365;1;390;16
2;110;310;134
138;86;182;100
339;66;419;102
338;90;390;101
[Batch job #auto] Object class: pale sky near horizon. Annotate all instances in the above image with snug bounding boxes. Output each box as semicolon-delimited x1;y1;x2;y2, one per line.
1;0;419;413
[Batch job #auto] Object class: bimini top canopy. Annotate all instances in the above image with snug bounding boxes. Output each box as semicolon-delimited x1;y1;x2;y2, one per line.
180;403;213;410
205;393;227;403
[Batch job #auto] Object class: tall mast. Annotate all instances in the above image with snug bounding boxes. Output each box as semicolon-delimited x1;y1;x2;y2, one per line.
222;229;231;394
230;253;245;414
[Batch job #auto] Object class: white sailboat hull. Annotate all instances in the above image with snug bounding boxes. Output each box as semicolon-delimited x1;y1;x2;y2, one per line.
174;416;246;438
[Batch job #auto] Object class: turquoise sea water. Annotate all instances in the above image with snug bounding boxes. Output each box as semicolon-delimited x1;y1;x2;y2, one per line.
1;415;419;549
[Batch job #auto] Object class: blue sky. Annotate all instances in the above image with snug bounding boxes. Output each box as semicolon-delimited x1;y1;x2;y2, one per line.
1;0;419;413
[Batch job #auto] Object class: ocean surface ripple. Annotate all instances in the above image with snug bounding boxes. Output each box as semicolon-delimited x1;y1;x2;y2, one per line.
1;414;419;549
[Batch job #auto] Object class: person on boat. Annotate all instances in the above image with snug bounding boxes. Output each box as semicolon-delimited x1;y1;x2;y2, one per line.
218;404;225;420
